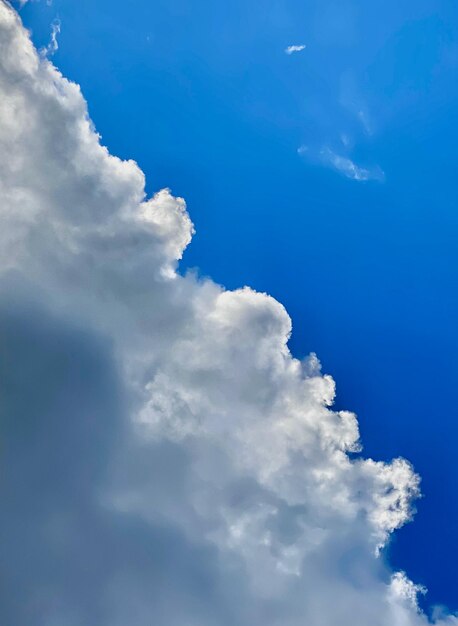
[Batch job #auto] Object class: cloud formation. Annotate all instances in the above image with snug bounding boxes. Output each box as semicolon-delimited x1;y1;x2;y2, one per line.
285;44;306;55
0;3;455;624
319;147;385;181
40;17;60;57
298;145;385;182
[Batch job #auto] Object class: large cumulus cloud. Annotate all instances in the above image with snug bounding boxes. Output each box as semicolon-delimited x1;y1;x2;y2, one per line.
0;2;455;624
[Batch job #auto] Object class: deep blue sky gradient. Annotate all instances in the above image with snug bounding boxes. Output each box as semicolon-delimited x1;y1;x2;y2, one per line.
17;0;458;612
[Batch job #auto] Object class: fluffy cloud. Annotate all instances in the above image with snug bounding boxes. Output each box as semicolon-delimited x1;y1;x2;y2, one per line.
0;3;455;624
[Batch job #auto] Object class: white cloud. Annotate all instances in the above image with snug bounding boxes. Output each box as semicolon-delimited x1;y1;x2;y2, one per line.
298;145;385;182
320;147;385;181
390;572;427;612
285;44;306;55
0;3;456;624
40;17;60;57
15;0;53;5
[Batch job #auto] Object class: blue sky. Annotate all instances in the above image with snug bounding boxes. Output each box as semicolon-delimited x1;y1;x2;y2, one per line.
4;0;458;621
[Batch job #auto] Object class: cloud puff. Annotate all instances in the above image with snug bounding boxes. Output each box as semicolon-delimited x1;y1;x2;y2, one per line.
285;44;306;55
0;3;455;624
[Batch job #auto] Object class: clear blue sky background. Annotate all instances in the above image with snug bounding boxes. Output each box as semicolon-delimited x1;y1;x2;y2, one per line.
18;0;458;611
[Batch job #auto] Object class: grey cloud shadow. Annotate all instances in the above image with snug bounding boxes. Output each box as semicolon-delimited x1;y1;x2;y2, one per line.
0;294;249;626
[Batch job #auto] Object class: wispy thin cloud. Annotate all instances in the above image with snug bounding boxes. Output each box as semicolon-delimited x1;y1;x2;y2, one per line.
40;18;60;57
357;109;373;136
321;147;384;181
285;44;306;55
17;0;53;6
298;145;385;182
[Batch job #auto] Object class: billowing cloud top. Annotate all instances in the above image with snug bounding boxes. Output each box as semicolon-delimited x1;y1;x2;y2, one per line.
0;3;455;624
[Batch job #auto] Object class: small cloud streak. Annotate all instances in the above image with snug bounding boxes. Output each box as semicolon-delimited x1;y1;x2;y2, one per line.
285;44;306;55
321;147;384;181
298;145;385;182
40;18;60;57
